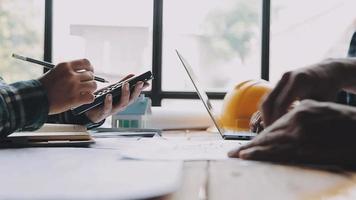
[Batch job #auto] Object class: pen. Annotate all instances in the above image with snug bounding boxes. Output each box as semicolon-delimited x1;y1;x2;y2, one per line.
12;53;109;83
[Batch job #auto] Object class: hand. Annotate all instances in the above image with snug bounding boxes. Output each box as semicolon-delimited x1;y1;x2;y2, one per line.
250;111;264;133
250;103;297;133
229;100;356;166
85;74;149;123
38;59;97;114
261;58;356;127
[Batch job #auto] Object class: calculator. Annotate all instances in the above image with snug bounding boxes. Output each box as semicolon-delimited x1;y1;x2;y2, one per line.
71;71;153;116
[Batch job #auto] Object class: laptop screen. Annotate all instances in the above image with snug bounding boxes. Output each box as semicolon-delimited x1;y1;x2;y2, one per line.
176;50;225;137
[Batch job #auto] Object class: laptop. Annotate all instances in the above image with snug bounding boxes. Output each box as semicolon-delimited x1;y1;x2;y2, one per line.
176;50;257;140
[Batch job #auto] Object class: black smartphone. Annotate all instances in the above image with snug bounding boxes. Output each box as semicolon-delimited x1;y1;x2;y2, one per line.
71;71;153;116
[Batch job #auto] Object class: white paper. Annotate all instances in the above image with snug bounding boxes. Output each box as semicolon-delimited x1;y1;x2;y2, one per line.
0;148;182;200
119;138;247;161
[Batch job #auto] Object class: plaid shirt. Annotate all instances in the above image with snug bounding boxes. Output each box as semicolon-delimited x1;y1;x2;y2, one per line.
0;78;103;137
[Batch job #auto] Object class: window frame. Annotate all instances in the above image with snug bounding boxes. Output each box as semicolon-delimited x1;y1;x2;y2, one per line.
44;0;271;106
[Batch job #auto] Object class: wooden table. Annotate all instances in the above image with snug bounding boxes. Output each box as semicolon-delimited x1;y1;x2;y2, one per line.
2;129;356;200
161;130;356;200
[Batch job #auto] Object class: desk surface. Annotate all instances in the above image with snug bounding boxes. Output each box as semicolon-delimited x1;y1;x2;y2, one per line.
163;130;356;200
2;130;356;200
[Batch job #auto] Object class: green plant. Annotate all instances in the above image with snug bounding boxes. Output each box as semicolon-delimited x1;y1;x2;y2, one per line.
202;0;260;63
0;0;43;83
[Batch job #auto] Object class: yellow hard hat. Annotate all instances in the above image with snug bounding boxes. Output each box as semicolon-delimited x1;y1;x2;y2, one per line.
219;80;272;131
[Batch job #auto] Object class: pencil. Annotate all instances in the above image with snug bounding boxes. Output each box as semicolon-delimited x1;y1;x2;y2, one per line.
12;53;109;83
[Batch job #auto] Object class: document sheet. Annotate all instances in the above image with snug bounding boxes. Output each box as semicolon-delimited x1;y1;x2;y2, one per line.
93;137;247;160
0;148;182;200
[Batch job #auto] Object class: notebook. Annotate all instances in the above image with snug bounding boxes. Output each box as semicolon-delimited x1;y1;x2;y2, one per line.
1;124;95;147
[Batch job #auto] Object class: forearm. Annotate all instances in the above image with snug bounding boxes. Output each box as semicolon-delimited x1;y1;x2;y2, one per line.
323;58;356;93
0;80;49;137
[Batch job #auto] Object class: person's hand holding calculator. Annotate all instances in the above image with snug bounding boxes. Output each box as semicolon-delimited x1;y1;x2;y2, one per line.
83;73;151;123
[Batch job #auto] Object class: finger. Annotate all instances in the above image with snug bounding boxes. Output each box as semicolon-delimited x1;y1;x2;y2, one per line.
256;126;261;134
102;94;113;117
250;122;259;133
228;147;242;158
231;128;288;155
261;72;292;126
229;146;271;159
250;124;257;133
239;146;271;160
142;82;150;89
113;83;130;112
79;81;97;93
69;58;94;72
250;112;262;132
129;81;144;102
260;121;265;128
254;110;262;119
77;71;94;82
84;94;113;123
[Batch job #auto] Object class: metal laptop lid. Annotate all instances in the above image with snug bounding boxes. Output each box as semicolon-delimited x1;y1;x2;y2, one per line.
175;50;226;137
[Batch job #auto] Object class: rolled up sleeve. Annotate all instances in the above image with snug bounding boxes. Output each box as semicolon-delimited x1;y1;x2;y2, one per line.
0;79;49;137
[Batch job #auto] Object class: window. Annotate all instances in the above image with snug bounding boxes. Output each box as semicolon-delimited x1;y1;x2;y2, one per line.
0;0;44;83
270;0;356;83
49;0;264;106
37;0;356;106
162;0;262;92
52;0;153;89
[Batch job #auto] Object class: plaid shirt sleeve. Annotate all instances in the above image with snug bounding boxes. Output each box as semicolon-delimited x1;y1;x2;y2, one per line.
0;78;49;137
0;77;104;137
